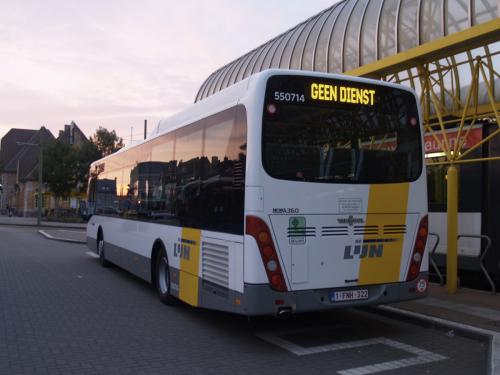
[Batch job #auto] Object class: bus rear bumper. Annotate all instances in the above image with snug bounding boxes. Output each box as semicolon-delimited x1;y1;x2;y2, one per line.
241;272;428;316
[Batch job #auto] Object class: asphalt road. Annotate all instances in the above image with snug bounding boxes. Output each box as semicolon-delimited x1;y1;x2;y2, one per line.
0;225;490;375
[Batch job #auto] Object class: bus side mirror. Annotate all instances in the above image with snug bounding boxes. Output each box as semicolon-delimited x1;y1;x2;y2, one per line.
0;183;3;192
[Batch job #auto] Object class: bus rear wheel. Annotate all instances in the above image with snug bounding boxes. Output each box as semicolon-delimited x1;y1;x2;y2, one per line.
97;230;111;268
155;246;174;305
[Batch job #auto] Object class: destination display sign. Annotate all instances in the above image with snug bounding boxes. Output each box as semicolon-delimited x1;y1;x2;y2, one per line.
265;75;384;110
310;83;376;105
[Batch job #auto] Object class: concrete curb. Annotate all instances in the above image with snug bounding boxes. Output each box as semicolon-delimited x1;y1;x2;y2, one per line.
0;222;86;230
38;230;87;244
377;305;498;375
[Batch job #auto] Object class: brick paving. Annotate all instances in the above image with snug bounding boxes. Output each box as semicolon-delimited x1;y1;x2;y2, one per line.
0;225;491;375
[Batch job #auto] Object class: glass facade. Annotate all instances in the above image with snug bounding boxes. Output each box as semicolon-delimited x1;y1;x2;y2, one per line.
343;0;369;71
360;0;383;66
398;0;419;52
301;10;331;71
314;3;345;72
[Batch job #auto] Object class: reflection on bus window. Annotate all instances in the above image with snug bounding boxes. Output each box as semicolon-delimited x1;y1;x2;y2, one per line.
89;107;246;235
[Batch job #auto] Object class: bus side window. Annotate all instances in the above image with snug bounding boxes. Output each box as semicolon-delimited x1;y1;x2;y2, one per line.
173;120;204;228
87;177;97;216
148;135;175;222
202;106;246;235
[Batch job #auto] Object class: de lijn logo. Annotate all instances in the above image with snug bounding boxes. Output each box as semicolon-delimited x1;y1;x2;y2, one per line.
337;215;364;226
174;238;195;260
289;216;306;245
344;242;384;259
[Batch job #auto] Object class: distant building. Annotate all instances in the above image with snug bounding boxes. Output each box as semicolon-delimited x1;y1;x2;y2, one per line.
0;127;54;216
57;121;88;147
0;122;92;216
58;121;90;210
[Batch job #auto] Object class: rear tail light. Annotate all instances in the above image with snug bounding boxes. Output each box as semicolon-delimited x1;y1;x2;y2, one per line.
246;215;288;292
407;215;428;281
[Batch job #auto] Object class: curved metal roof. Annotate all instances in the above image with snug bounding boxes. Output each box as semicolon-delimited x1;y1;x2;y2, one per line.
195;0;499;102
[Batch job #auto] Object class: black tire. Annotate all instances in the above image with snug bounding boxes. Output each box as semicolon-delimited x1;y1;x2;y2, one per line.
155;246;174;305
97;230;111;268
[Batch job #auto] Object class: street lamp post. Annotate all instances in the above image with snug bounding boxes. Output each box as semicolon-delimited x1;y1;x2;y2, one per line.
17;130;44;226
37;134;43;226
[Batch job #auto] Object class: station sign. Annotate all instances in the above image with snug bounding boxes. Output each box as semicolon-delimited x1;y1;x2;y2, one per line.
423;127;482;154
373;127;482;154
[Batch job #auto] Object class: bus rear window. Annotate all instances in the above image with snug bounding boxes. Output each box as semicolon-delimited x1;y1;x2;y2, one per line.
262;76;422;184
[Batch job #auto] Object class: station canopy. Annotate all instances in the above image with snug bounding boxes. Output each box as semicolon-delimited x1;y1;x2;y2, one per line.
195;0;500;122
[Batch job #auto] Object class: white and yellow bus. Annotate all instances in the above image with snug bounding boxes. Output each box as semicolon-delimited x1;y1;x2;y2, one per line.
86;69;429;315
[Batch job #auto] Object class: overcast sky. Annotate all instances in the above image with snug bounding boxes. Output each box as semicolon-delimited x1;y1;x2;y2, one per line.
0;0;335;144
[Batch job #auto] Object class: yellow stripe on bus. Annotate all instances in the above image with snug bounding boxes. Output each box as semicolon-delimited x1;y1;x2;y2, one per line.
179;227;201;307
358;183;409;285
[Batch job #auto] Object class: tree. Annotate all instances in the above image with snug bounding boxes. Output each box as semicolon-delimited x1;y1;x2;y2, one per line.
74;141;101;193
90;126;124;157
43;140;75;215
42;127;123;216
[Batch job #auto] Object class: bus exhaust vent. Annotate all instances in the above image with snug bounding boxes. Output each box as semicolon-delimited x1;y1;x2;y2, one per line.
202;241;229;288
321;226;348;236
383;225;406;235
354;225;379;235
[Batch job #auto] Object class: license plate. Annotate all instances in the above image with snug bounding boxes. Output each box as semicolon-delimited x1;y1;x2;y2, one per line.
330;289;369;302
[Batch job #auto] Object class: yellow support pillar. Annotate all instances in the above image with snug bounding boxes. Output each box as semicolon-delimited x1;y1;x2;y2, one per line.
446;165;458;293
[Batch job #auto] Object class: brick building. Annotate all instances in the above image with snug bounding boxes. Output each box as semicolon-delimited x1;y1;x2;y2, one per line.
0;122;90;216
0;127;54;216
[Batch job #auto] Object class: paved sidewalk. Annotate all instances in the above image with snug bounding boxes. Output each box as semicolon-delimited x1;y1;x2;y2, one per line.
392;283;500;333
0;215;86;229
388;283;500;374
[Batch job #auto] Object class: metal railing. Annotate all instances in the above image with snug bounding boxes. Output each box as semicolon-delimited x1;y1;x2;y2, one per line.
428;232;496;294
457;234;495;294
428;232;444;286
